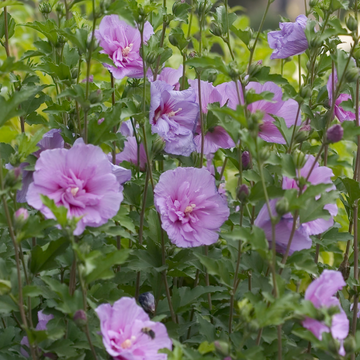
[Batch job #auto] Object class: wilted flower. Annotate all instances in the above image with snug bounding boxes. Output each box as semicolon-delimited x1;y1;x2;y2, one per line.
21;311;54;358
138;292;156;314
95;15;154;79
150;65;183;90
154;167;229;247
327;70;358;122
327;124;344;143
27;138;131;235
96;297;172;360
303;270;349;356
149;80;199;156
282;154;337;236
189;79;235;154
267;15;308;59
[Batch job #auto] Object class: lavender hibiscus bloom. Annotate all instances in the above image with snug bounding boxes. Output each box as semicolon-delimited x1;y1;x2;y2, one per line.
188;79;235;154
95;15;154;79
254;199;312;254
21;311;54;358
116;120;147;171
27;139;131;235
282;155;338;235
96;297;172;360
327;70;357;122
303;270;349;356
149;80;199;156
267;15;308;59
149;65;183;90
219;81;300;144
154;167;230;247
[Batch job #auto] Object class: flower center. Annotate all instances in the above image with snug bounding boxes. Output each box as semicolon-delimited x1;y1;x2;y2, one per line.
120;339;132;349
167;108;182;117
122;44;133;57
70;187;79;197
184;204;196;214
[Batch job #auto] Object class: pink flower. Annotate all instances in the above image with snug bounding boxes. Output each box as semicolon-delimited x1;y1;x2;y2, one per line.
150;65;183;90
96;297;172;360
21;311;54;357
27;139;130;235
188;79;235;154
267;15;308;59
150;80;199;156
154;167;229;247
282;155;337;236
95;15;154;79
303;270;349;356
15;208;29;221
327;70;358;122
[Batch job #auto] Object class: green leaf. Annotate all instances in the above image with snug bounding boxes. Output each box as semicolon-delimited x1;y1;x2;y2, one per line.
40;195;68;228
84;249;130;283
30;237;69;274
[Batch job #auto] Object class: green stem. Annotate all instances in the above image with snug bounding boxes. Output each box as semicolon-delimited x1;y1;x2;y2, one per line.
153;0;167;79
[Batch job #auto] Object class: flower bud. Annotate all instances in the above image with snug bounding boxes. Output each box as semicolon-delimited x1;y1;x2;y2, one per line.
145;51;157;65
71;68;78;80
13;167;22;180
293;149;306;169
214;341;229;357
327;337;340;354
14;208;29;229
248;61;262;78
4;168;21;188
151;137;166;155
309;0;318;7
258;147;269;163
55;2;64;15
89;89;103;104
344;335;356;354
210;23;223;37
39;1;52;14
138;292;156;314
346;15;358;32
0;280;11;296
326;124;343;143
345;67;360;83
98;117;105;125
299;86;311;99
227;63;240;80
73;310;87;328
248;320;259;332
237;184;249;203
275;197;289;216
338;256;350;281
295;124;311;143
207;71;217;83
241;151;250;169
188;50;196;58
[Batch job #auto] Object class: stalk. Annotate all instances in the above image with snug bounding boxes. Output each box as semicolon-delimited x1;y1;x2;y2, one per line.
153;0;167;79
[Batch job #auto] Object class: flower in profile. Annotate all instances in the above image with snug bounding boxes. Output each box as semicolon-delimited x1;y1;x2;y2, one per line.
303;270;349;356
149;80;199;156
150;65;183;90
116;120;147;171
27;139;130;235
267;15;308;59
21;311;54;358
188;79;235;154
327;70;357;122
254;199;312;254
95;15;154;79
96;297;172;360
154;167;230;247
282;154;337;236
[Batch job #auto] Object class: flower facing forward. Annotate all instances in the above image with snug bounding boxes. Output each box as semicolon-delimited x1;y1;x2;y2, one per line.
95;15;154;79
303;270;349;356
96;297;172;360
267;15;308;59
327;70;358;122
154;167;229;247
150;80;199;156
188;79;235;154
27;139;131;235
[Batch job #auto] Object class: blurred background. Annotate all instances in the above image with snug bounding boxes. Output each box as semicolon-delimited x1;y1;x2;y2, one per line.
233;0;306;29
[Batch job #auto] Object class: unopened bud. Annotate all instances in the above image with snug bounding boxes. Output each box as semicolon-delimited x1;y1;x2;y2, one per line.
151;137;166;155
13;167;21;180
14;208;29;229
346;15;358;32
258;147;269;162
39;1;52;14
293;149;306;169
344;335;356;354
295;124;311;143
214;341;229;357
345;67;360;83
237;184;249;203
248;61;262;78
55;2;64;14
241;151;250;169
299;86;311;99
326;124;343;143
327;337;340;354
207;71;217;83
228;63;240;80
89;89;102;104
98;118;105;125
210;23;223;37
73;310;87;328
145;51;157;65
188;50;196;58
309;0;318;7
0;280;11;296
71;68;78;79
248;320;259;332
139;292;156;314
275;197;289;216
